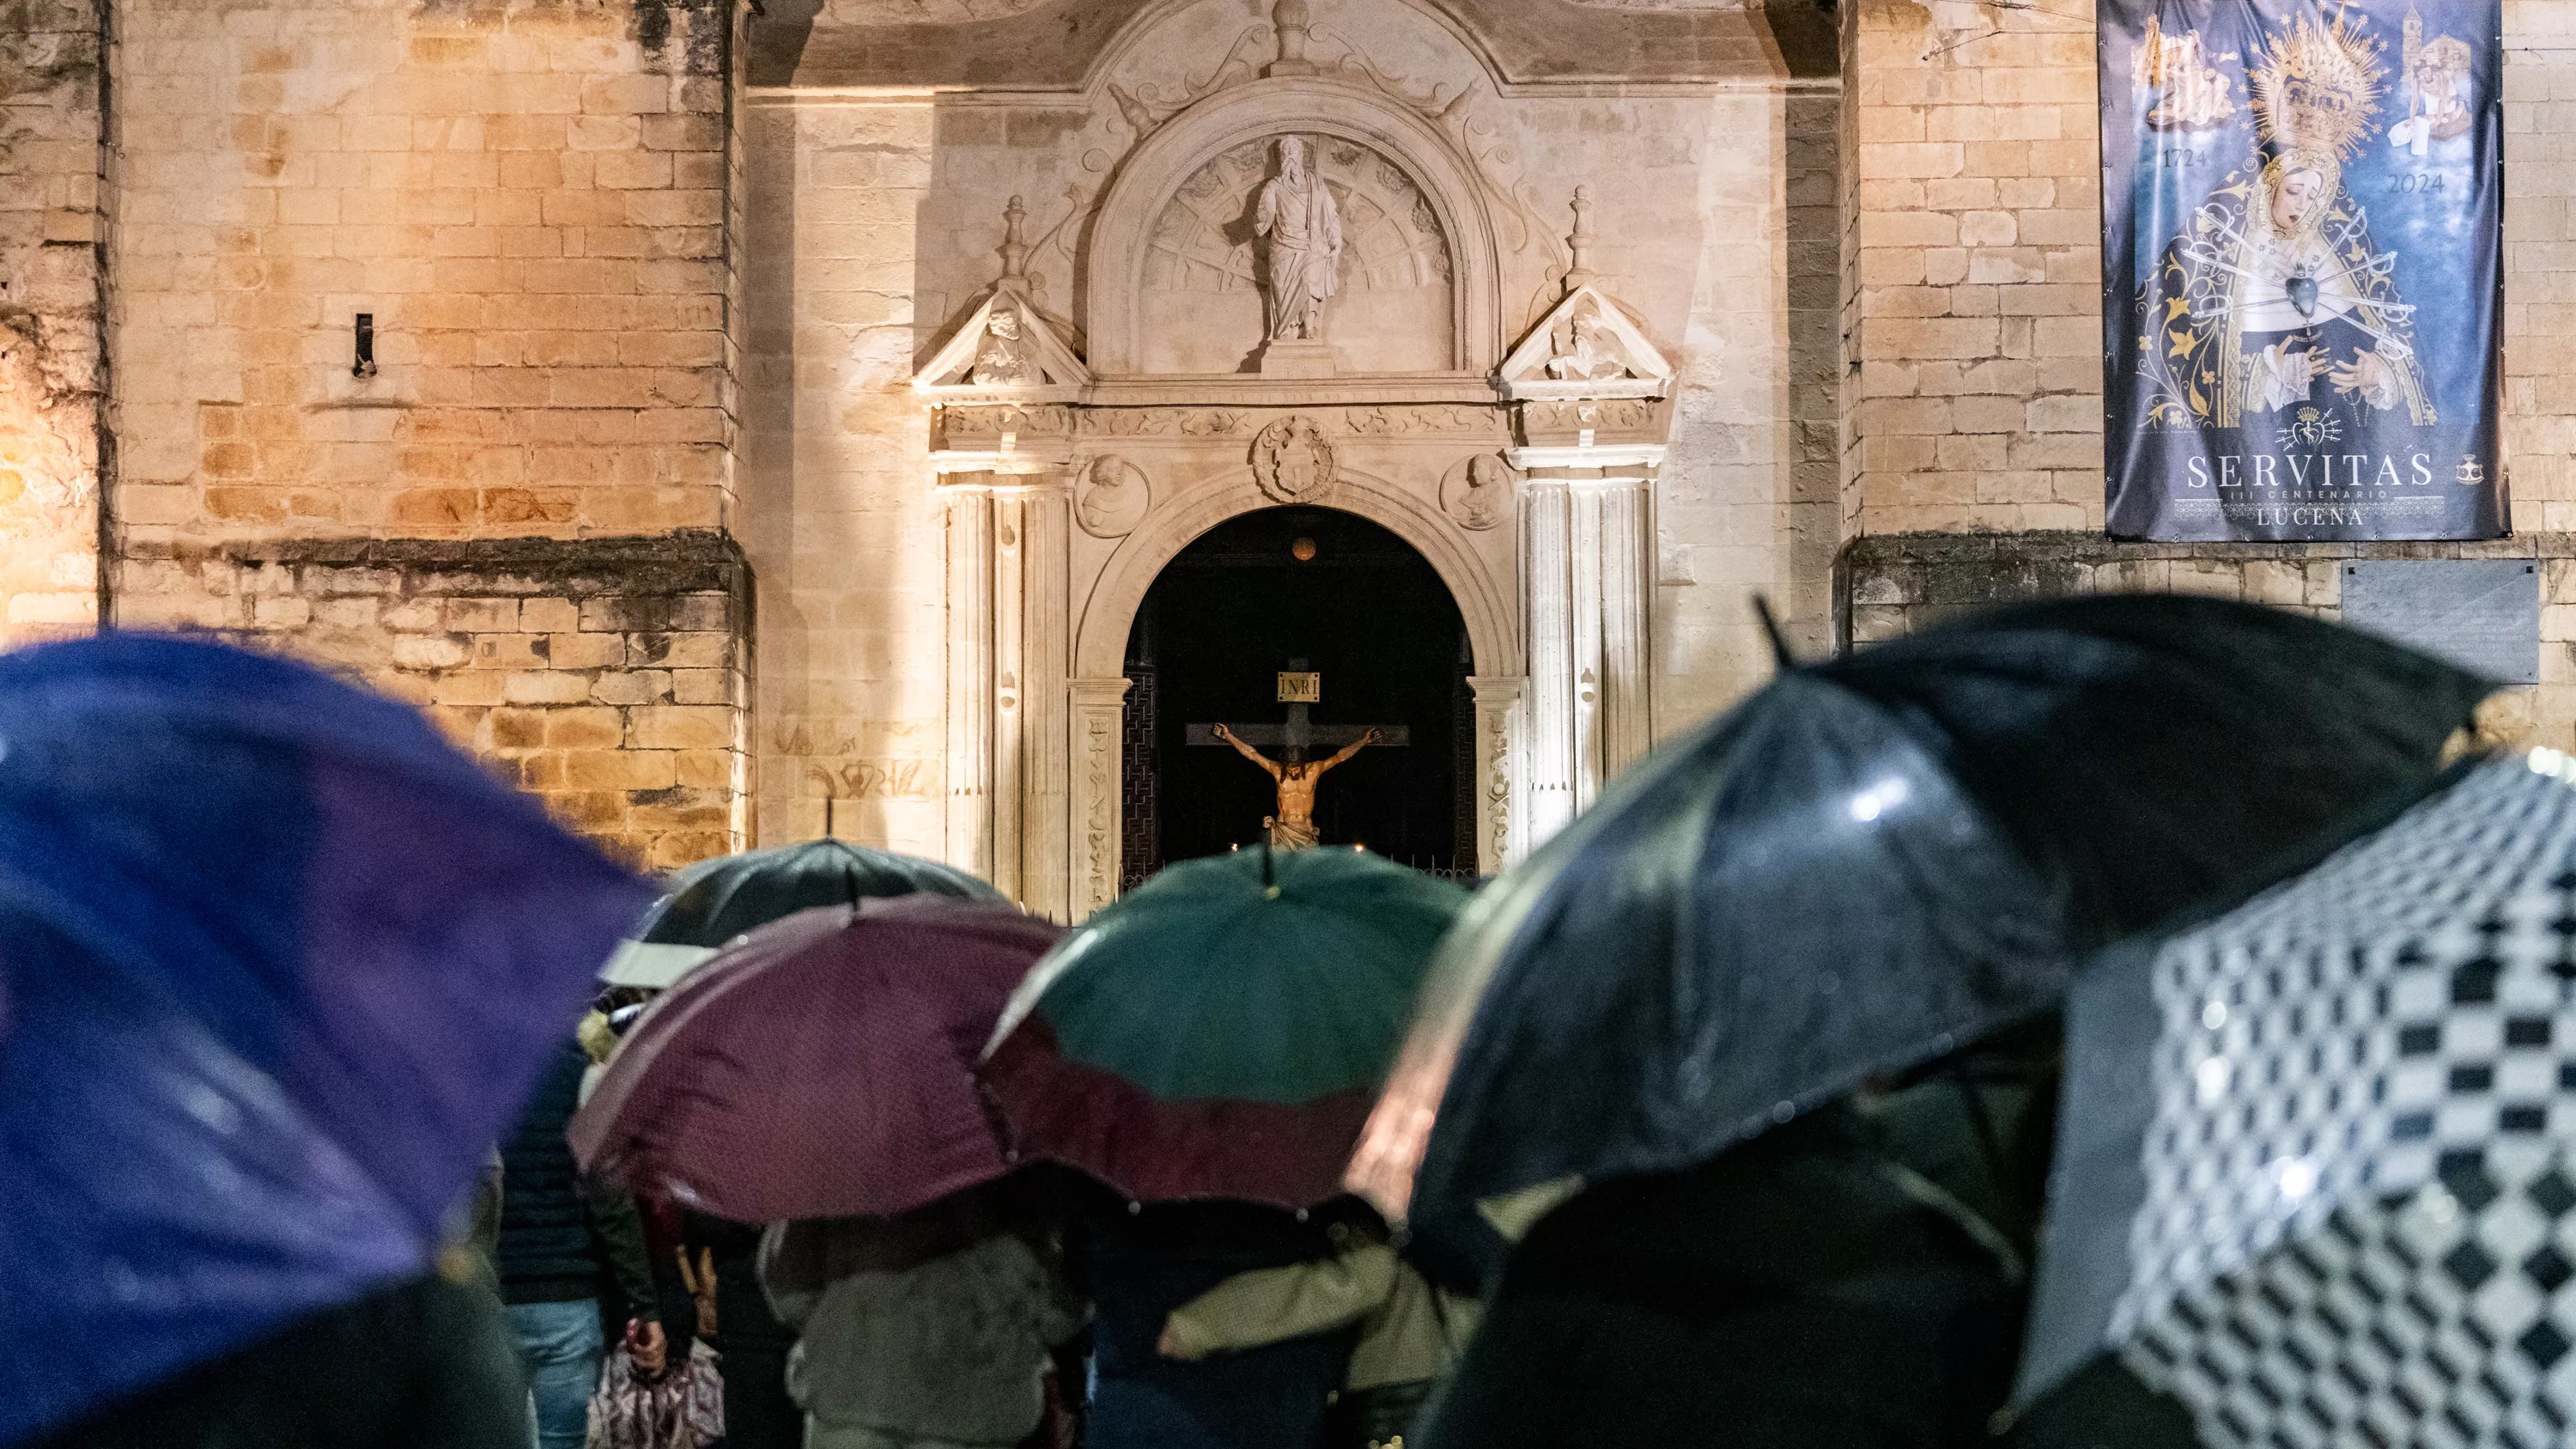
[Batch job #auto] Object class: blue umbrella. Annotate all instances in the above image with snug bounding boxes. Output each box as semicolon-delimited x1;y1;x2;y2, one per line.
0;636;649;1444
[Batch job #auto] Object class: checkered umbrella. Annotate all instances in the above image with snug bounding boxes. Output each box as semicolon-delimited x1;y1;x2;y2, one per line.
2020;755;2576;1447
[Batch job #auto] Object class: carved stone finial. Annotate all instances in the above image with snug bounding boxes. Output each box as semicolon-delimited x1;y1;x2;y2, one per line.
1564;185;1598;295
999;194;1030;281
1268;0;1317;76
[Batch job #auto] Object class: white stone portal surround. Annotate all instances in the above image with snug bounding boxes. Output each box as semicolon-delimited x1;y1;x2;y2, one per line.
739;0;1836;916
913;57;1676;916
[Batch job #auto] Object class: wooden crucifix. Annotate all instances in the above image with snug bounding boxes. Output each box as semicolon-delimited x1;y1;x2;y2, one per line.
1186;658;1408;849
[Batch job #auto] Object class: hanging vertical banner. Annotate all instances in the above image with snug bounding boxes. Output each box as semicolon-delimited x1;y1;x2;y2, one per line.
2101;0;2505;541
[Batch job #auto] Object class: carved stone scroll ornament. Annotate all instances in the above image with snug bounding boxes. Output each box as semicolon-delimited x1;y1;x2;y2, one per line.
1075;456;1151;538
1251;416;1337;504
1441;454;1516;531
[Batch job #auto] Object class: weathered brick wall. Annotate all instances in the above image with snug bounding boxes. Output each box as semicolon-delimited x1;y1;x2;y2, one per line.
1840;0;2576;534
118;532;751;868
107;0;737;550
0;0;106;646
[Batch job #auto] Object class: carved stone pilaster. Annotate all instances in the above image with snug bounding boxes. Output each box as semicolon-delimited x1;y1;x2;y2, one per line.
1016;479;1072;922
1469;675;1528;873
945;481;995;879
1068;676;1133;921
1521;479;1578;846
1590;478;1654;792
1520;474;1651;849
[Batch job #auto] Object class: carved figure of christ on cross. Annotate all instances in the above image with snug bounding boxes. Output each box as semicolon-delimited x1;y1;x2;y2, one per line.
1188;660;1407;849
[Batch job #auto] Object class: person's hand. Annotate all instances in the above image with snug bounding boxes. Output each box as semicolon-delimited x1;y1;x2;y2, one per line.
1157;1319;1192;1360
626;1318;667;1375
1214;724;1236;744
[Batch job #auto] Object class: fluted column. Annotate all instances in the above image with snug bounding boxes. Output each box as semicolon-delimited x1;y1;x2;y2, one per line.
1520;479;1577;846
1018;478;1072;922
1569;484;1606;813
945;480;995;879
1593;478;1653;788
990;493;1027;900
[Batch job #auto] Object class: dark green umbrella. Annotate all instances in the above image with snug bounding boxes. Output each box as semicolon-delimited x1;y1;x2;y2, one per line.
981;845;1468;1206
600;837;1003;987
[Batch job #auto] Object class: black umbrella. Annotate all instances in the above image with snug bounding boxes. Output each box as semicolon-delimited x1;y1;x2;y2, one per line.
599;837;1004;986
1349;595;2493;1268
2014;754;2576;1447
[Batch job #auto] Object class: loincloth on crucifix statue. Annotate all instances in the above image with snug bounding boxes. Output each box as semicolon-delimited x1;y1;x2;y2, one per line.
1189;661;1407;850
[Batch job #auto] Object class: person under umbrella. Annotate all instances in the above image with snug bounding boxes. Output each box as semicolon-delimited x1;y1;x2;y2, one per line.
982;846;1471;1449
590;841;1006;1448
1341;596;2493;1447
757;1175;1088;1449
573;896;1076;1449
0;636;649;1447
2008;750;2576;1447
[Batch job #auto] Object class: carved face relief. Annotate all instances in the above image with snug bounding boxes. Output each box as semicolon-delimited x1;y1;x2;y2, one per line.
1252;417;1336;504
968;307;1036;386
1546;304;1636;383
1441;453;1516;531
1076;455;1151;538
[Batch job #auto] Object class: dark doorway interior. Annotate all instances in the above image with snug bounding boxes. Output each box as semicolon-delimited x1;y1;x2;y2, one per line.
1122;507;1470;880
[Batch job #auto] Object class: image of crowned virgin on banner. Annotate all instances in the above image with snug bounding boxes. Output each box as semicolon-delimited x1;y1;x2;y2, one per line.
2100;1;2504;542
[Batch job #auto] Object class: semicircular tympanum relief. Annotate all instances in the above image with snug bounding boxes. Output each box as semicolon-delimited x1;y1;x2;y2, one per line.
1141;135;1454;375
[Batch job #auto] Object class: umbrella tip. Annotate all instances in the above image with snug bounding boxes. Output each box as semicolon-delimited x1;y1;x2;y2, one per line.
1751;594;1796;673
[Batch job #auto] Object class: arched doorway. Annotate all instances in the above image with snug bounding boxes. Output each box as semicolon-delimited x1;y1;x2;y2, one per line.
1120;506;1473;886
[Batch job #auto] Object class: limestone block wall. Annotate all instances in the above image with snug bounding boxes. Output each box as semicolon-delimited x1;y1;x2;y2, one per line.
1839;0;2576;534
1843;0;2101;536
117;532;752;868
0;0;106;646
108;0;739;549
79;0;757;867
1643;87;1844;733
738;97;948;856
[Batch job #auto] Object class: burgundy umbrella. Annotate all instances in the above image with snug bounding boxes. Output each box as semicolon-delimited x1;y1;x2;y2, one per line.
569;895;1060;1221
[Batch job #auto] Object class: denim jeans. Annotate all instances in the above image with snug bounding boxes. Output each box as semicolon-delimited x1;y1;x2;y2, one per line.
507;1298;605;1449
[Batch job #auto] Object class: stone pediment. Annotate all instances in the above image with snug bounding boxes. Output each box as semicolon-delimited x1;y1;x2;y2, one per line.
915;280;1093;401
1496;284;1671;401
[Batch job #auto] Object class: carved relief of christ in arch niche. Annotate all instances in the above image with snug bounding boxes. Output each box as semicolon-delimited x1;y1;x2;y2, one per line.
1140;135;1454;375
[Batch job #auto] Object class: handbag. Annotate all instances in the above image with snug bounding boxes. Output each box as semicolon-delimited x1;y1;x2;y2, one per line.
586;1341;727;1449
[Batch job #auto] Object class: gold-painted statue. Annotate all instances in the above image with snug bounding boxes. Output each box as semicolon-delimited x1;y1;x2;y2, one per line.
1213;723;1381;849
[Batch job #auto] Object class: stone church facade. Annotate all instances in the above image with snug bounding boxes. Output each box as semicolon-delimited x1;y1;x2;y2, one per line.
1;0;2571;908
